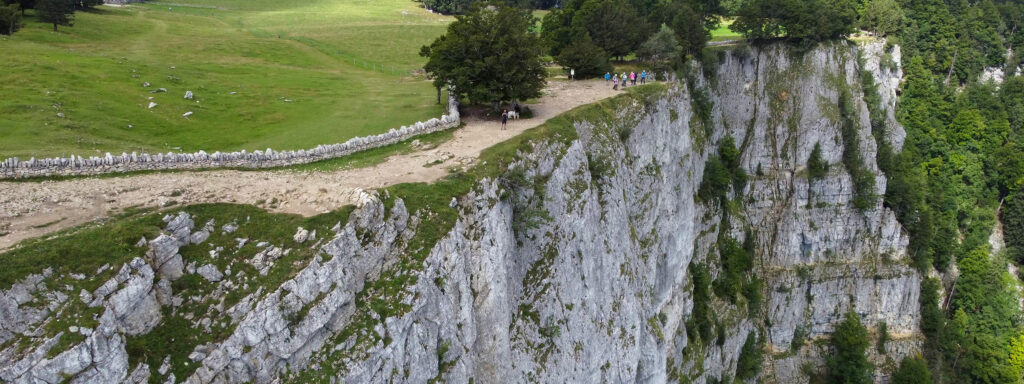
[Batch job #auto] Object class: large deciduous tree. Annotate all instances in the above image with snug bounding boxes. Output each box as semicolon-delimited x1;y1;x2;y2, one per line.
421;3;546;109
35;0;73;32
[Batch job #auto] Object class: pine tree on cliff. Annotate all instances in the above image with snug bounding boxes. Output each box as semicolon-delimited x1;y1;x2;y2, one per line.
35;0;73;32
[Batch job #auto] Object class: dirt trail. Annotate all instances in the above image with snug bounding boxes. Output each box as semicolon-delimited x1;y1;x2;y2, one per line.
0;79;623;250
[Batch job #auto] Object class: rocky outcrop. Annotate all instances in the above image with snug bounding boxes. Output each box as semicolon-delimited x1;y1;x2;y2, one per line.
0;41;918;383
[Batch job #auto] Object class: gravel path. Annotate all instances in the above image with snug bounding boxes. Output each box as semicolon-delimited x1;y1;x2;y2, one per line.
0;79;624;250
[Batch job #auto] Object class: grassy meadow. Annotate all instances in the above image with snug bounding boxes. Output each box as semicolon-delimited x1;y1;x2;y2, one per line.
0;0;452;159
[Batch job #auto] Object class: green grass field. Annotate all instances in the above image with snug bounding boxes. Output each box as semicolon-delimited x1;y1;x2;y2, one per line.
0;0;452;159
711;18;742;41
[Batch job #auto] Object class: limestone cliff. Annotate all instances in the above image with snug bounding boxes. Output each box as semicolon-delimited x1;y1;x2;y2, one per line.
0;40;918;384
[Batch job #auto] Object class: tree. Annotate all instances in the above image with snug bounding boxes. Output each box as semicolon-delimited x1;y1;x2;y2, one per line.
1005;185;1024;263
540;7;576;56
36;0;73;32
859;0;903;36
555;31;612;79
808;142;829;181
735;332;763;379
731;0;859;41
417;0;474;14
827;311;873;384
636;24;682;63
890;356;932;384
0;3;21;35
573;0;648;59
7;0;35;15
73;0;103;9
421;3;546;109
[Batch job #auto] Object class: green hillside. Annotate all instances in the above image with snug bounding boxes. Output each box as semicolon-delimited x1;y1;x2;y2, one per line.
0;0;451;159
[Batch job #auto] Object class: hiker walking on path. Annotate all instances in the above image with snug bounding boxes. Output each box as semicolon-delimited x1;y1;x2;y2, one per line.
570;68;575;80
630;71;636;85
501;109;508;130
621;72;628;88
613;74;619;90
605;72;611;82
640;70;647;84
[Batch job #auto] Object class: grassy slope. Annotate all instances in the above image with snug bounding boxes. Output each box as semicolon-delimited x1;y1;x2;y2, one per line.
0;0;451;159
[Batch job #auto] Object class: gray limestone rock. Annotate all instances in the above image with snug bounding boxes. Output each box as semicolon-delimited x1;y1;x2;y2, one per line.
197;264;224;283
293;227;309;243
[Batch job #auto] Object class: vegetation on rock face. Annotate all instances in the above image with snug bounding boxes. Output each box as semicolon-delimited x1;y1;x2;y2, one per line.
807;142;829;181
827;311;873;384
890;356;932;384
735;332;763;380
421;3;546;107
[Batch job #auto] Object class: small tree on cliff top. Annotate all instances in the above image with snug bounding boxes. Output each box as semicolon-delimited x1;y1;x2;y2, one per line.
420;3;546;110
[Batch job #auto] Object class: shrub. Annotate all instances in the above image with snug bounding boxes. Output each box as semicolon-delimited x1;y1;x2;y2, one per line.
876;321;888;354
808;142;829;181
827;311;873;384
736;332;764;380
890;356;932;384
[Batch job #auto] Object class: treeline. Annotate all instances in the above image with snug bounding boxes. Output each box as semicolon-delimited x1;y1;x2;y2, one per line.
1;0;103;34
416;0;561;14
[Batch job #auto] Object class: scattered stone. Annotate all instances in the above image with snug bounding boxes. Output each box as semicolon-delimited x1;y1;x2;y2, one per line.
148;102;158;109
222;222;238;234
143;82;151;87
157;356;171;375
136;237;148;247
184;91;194;100
183;111;193;118
196;264;223;283
293;227;309;243
190;229;209;245
449;197;458;208
56;112;65;118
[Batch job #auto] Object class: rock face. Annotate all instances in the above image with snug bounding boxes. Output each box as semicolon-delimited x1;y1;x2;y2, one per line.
0;41;918;384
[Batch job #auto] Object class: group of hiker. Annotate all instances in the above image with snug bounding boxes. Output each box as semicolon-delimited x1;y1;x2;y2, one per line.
606;70;647;89
497;69;652;129
501;102;522;130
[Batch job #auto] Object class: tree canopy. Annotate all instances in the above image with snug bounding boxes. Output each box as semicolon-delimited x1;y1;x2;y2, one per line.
421;3;546;108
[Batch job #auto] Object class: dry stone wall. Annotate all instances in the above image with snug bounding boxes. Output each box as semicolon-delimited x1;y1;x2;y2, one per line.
0;92;459;179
